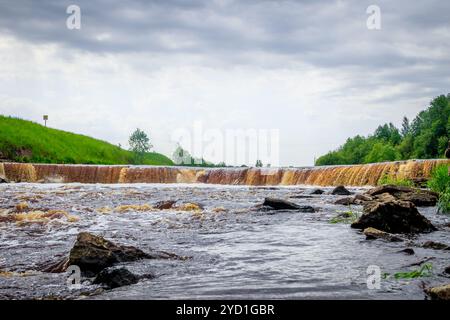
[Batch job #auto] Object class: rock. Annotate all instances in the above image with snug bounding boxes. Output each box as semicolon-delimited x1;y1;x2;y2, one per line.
445;266;450;274
399;248;415;255
93;268;140;289
0;176;9;183
363;227;404;242
42;232;182;276
334;197;354;205
354;194;373;204
262;198;315;212
365;185;438;207
154;200;176;210
331;186;351;195
351;199;436;234
422;241;450;250
427;283;450;300
373;193;397;203
310;189;324;195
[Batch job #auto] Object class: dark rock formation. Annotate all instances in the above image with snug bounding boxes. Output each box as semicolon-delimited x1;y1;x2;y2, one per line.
422;241;450;250
331;186;352;195
365;185;438;207
399;248;415;255
42;232;183;276
310;189;324;195
154;200;176;210
445;266;450;274
262;198;315;212
0;177;8;183
363;227;404;242
93;268;140;289
351;199;436;234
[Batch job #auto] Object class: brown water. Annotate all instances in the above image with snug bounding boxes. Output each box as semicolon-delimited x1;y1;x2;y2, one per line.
0;183;449;300
1;159;449;186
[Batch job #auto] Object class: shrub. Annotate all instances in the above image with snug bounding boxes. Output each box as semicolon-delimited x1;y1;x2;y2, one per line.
377;174;414;187
427;164;450;194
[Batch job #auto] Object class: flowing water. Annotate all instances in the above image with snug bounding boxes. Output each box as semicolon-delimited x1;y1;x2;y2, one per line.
0;183;449;300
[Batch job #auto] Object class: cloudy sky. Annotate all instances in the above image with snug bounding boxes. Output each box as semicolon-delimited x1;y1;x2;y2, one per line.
0;0;449;166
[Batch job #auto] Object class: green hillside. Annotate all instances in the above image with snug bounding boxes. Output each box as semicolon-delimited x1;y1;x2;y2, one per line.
0;115;173;165
316;94;450;165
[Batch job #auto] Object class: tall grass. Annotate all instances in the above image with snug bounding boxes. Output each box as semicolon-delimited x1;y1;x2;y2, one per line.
377;174;414;187
0;115;173;165
427;164;450;214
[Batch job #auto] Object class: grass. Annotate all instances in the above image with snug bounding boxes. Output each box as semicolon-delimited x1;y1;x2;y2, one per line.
382;263;433;280
0;115;173;165
377;174;414;187
427;164;450;214
329;206;362;224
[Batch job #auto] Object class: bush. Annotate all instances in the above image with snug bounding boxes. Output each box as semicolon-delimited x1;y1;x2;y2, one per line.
427;164;450;194
438;190;450;214
377;174;414;187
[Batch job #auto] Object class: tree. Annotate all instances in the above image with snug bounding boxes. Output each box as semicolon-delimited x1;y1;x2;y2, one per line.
128;128;152;163
401;116;410;137
255;159;263;167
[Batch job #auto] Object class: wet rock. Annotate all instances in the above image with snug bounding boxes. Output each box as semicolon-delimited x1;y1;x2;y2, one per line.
399;248;415;255
422;241;450;250
445;266;450;274
363;227;404;242
43;232;183;276
262;198;315;212
331;186;351;195
351;199;436;234
365;185;438;207
0;176;9;183
334;197;355;205
93;268;140;289
154;200;176;210
310;189;324;195
426;283;450;300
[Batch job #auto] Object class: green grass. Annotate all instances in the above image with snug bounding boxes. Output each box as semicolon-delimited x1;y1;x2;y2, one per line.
377;174;414;187
329;206;362;224
427;164;450;214
382;263;433;280
0;115;173;165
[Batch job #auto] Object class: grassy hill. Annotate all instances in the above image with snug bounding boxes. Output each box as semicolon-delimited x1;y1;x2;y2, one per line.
0;115;173;165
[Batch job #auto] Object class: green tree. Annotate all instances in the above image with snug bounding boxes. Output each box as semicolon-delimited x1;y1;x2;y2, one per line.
401;116;410;137
364;142;399;163
128;128;152;163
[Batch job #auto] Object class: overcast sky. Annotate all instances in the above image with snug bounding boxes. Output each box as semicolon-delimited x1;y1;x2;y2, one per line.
0;0;449;166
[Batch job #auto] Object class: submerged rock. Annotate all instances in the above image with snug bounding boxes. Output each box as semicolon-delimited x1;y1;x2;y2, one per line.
262;198;315;212
399;248;415;255
154;200;176;210
42;232;182;276
310;189;325;195
445;266;450;274
351;199;436;234
93;268;140;289
331;186;351;195
363;227;404;242
365;185;438;207
422;241;450;250
426;283;450;300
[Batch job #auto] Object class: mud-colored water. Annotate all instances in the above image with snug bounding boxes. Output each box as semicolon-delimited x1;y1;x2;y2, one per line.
1;159;449;186
0;183;449;300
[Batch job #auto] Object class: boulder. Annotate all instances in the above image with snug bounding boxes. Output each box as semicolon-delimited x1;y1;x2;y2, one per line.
93;268;140;289
334;197;354;205
310;189;325;195
334;194;373;205
445;266;450;274
363;227;404;242
365;185;438;207
351;199;436;234
42;232;182;276
427;283;450;300
331;186;352;195
422;241;450;250
0;177;9;183
262;198;315;212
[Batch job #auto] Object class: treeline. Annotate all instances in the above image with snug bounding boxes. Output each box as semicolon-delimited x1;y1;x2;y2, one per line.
316;94;450;165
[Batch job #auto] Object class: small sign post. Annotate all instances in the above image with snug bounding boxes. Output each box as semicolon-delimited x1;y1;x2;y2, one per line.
43;115;48;127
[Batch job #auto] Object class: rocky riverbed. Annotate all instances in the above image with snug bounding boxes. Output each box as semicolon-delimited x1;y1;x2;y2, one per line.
0;183;449;300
